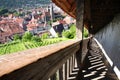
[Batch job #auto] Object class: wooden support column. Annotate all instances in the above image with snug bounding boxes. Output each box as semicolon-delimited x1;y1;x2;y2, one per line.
50;73;57;80
76;0;85;68
59;67;63;80
76;0;84;39
76;0;85;78
64;62;67;80
84;0;92;35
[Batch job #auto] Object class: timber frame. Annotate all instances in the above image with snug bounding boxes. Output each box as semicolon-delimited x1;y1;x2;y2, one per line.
52;0;120;34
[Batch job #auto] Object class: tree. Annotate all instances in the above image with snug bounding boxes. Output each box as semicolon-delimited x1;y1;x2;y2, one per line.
22;31;33;42
13;12;19;17
0;8;9;15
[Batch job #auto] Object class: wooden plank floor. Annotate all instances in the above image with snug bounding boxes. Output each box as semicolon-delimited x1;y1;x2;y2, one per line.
77;39;119;80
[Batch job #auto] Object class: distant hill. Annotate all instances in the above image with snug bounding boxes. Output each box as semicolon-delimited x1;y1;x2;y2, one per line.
0;0;51;8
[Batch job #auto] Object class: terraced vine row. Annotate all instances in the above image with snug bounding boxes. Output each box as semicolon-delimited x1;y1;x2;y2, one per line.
0;38;67;55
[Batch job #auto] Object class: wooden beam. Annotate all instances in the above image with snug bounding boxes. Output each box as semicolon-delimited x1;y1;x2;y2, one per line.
68;1;76;12
76;0;84;39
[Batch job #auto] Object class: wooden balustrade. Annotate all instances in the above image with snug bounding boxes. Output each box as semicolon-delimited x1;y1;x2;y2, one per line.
0;39;89;80
49;53;79;80
49;39;89;80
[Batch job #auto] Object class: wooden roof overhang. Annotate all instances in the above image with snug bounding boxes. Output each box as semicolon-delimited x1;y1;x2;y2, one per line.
52;0;120;34
52;0;76;18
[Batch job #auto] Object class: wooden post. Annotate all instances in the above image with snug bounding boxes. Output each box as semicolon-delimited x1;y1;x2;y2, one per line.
67;59;70;79
76;0;85;79
84;0;91;35
59;67;63;80
64;62;67;80
50;73;57;80
76;0;85;69
76;0;84;39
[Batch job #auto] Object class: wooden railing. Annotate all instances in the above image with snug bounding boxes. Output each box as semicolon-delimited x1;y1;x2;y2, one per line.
0;39;89;80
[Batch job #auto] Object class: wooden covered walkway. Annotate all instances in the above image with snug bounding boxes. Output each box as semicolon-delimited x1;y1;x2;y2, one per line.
76;39;118;80
0;38;119;80
0;0;120;80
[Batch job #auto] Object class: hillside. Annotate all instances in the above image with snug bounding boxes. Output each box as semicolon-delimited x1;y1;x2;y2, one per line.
0;0;51;8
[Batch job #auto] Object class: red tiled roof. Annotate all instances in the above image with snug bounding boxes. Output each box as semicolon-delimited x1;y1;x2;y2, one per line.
59;20;66;24
0;17;25;43
15;18;24;24
0;21;24;42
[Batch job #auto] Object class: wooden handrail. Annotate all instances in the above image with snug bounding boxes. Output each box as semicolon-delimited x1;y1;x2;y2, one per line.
0;39;89;80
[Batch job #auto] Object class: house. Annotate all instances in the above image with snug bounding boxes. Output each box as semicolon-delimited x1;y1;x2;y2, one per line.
51;17;75;36
50;20;65;37
0;19;24;43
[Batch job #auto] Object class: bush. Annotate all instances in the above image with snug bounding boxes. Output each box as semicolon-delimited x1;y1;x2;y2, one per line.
31;36;41;42
62;24;76;39
70;24;76;33
41;33;49;39
62;24;89;38
22;31;33;42
13;34;21;41
62;30;71;39
83;28;89;38
70;24;76;38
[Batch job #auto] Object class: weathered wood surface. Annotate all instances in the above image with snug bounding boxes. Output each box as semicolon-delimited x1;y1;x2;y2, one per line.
76;0;84;39
81;38;90;63
0;38;90;80
0;40;80;77
0;39;81;80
